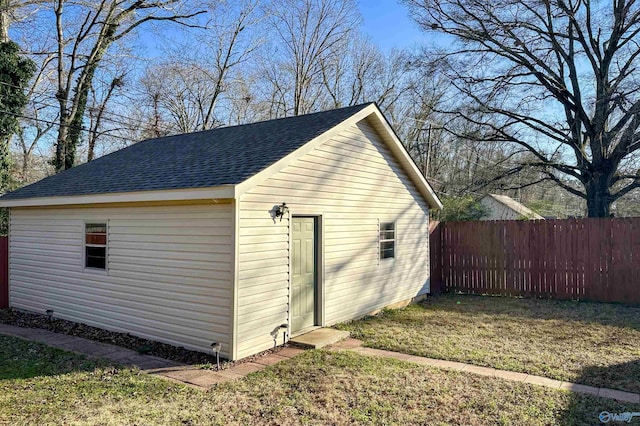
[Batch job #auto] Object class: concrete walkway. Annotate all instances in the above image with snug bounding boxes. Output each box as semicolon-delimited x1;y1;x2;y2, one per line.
329;338;640;404
2;323;639;403
0;323;302;390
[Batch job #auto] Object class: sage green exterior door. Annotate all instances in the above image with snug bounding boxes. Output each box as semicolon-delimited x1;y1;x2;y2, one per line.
291;217;316;333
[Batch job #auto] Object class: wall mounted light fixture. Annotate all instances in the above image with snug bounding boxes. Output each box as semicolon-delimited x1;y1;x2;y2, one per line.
274;202;289;222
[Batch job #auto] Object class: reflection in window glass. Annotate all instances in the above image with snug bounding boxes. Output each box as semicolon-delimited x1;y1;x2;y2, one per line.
379;222;395;260
85;223;107;270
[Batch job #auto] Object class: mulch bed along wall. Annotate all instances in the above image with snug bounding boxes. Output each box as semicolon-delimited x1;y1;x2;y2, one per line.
0;308;284;369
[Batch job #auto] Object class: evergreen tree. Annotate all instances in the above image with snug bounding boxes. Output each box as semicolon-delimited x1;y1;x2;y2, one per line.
0;40;35;192
432;196;487;222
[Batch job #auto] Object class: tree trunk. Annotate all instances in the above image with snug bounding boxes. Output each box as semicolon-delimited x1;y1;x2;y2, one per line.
21;147;29;180
585;173;613;217
0;0;9;44
54;119;67;172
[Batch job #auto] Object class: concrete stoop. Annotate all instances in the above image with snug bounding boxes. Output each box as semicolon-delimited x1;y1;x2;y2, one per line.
289;328;350;349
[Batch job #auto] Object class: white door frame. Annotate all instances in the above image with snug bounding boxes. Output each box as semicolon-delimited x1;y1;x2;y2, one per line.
289;213;325;335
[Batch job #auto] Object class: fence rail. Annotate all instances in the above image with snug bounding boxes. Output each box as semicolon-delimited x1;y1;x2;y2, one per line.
429;218;640;304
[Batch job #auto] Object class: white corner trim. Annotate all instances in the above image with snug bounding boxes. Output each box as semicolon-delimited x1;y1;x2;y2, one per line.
230;198;240;361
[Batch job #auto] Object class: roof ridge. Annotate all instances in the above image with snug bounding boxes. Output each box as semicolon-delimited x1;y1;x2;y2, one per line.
1;103;376;201
142;102;375;144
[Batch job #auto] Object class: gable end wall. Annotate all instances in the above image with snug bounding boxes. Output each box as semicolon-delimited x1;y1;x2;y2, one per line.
236;119;430;359
479;197;521;220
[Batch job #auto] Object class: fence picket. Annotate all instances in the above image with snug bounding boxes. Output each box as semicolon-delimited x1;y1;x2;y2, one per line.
430;218;640;304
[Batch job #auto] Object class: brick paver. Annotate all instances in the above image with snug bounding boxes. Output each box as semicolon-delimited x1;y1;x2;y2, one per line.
231;362;265;375
0;323;302;390
560;382;600;396
329;338;363;350
252;353;288;366
599;388;640;404
276;347;305;358
329;338;640;404
524;374;563;389
4;324;640;403
493;369;529;382
460;364;497;377
58;339;122;357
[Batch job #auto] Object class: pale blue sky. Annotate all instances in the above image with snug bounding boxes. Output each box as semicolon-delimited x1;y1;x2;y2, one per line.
137;1;428;57
358;0;426;51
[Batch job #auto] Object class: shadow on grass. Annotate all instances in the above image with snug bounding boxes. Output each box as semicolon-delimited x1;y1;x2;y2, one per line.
577;359;640;394
0;335;109;380
559;360;640;425
421;293;640;331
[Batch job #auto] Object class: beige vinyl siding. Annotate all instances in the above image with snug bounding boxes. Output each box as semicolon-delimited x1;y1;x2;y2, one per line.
9;203;233;357
479;196;521;220
479;196;544;220
236;118;430;359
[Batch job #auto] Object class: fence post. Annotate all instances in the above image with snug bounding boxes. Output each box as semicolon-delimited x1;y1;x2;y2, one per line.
429;220;443;294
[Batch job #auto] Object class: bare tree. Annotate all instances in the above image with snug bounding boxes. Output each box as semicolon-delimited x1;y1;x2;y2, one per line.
138;0;262;132
52;0;204;172
0;0;44;43
266;0;359;116
319;36;411;112
404;0;640;217
140;63;201;133
87;70;126;162
16;99;56;182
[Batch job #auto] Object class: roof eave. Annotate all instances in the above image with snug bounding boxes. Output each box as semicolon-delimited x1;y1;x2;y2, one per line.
0;185;236;208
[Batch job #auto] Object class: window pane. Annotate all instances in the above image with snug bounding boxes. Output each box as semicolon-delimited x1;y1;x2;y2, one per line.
381;222;394;231
380;248;394;259
380;241;395;250
86;246;106;269
86;234;107;245
379;222;395;260
86;223;106;234
380;241;395;259
379;230;395;241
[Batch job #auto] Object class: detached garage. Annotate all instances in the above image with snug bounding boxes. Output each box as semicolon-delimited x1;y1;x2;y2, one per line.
0;103;442;361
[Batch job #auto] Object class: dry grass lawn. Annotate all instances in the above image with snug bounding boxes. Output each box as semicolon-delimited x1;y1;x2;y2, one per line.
1;335;639;425
337;294;640;393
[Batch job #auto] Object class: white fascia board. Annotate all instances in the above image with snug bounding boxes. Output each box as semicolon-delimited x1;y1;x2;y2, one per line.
0;185;236;208
368;108;443;210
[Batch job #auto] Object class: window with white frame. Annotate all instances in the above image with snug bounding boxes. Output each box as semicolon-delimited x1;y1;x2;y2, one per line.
85;223;107;270
379;222;396;260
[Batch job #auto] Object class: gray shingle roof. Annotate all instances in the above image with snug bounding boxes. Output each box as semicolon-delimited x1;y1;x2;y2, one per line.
2;103;372;200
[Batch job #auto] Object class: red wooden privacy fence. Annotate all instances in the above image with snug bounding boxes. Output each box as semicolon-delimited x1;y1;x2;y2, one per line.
429;218;640;304
0;236;7;308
